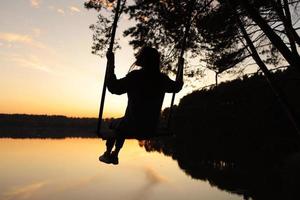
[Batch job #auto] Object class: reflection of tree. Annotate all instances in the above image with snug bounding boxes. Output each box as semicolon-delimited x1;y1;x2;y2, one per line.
140;133;300;200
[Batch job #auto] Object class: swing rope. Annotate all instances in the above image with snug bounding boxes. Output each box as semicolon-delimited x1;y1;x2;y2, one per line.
167;0;196;129
97;0;124;137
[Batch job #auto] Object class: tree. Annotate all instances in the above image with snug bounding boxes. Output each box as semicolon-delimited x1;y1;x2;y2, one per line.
236;0;300;72
85;0;300;135
86;0;215;77
195;0;300;134
86;0;300;75
84;0;126;56
227;1;300;135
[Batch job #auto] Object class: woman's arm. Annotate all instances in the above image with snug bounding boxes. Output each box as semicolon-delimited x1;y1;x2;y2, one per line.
163;76;183;93
163;57;184;93
106;52;128;95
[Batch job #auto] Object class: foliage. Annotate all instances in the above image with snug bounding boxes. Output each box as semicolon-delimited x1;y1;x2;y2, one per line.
85;0;211;77
173;67;300;140
85;0;300;79
84;0;124;56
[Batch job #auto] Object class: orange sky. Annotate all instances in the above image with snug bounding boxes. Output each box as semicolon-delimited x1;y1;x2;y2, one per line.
0;0;217;118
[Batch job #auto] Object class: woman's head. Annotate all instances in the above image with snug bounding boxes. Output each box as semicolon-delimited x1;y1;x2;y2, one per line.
135;46;160;72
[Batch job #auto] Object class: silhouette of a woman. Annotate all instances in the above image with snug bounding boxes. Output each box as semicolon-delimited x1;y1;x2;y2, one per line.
99;46;183;164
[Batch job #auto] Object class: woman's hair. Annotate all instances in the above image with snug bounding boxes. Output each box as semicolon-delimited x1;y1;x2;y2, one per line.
135;46;160;73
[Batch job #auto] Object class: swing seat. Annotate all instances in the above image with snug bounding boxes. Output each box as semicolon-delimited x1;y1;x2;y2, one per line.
99;128;173;140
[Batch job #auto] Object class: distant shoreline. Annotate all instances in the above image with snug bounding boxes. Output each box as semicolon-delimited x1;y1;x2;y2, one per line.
0;114;113;138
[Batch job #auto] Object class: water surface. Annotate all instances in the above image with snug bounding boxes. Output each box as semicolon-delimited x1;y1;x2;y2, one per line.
0;138;242;200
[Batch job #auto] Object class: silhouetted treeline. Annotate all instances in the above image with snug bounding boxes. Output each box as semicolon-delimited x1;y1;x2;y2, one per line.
0;114;113;138
171;67;300;150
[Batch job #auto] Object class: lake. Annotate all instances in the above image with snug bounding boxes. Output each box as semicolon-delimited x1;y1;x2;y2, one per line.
0;138;244;200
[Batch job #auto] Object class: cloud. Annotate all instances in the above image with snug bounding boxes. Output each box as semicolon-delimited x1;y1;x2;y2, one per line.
69;6;81;13
48;6;65;15
10;54;52;73
32;28;42;37
48;5;55;10
49;6;80;15
0;32;32;43
0;32;46;49
30;0;41;8
2;181;47;200
57;8;65;15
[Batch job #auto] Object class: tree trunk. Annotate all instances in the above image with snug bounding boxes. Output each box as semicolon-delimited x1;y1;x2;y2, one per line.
272;0;299;57
275;0;300;46
291;27;300;46
282;0;299;56
236;13;300;136
239;0;300;72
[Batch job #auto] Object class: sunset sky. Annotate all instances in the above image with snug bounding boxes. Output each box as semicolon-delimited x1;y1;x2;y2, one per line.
0;0;217;118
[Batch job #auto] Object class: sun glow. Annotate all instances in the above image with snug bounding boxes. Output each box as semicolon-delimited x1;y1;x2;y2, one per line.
0;0;207;118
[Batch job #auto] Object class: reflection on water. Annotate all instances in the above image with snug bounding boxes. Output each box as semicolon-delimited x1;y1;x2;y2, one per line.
139;135;300;200
0;138;242;200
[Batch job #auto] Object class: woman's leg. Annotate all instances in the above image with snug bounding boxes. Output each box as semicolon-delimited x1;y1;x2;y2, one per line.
109;137;125;165
99;138;115;164
105;138;116;154
113;138;125;156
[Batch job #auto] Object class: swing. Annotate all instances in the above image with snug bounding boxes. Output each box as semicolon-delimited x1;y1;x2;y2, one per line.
99;126;172;140
96;0;195;140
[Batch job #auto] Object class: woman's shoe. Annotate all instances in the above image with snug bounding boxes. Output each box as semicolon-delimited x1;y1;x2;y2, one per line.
99;152;111;164
110;152;119;165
